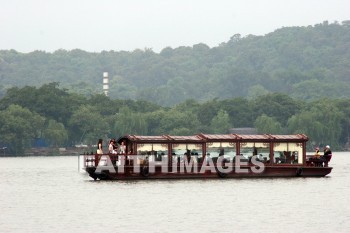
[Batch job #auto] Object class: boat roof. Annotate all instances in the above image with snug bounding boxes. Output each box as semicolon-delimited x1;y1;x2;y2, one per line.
199;134;308;141
118;135;204;143
118;134;308;143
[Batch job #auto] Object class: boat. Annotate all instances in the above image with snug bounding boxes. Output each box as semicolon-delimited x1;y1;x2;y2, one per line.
81;134;333;180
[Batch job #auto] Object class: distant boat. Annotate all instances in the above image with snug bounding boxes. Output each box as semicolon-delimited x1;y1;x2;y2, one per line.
81;134;332;180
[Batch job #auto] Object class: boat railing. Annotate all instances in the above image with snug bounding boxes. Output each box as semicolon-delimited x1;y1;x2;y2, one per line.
82;152;312;171
82;153;153;168
305;153;332;167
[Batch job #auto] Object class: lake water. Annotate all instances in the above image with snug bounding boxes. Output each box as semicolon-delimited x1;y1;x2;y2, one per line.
0;152;349;233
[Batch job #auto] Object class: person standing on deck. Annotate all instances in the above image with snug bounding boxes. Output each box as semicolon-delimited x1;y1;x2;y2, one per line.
112;139;118;153
322;145;332;167
119;140;127;165
108;139;114;153
108;139;118;165
97;139;103;154
109;139;118;154
119;141;126;154
291;151;296;164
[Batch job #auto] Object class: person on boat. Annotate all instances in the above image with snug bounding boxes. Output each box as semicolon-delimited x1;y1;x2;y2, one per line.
322;145;332;167
109;138;119;165
314;147;321;159
108;139;114;153
119;141;126;154
308;147;322;166
291;151;296;164
112;139;118;153
206;153;211;163
185;149;191;162
97;139;103;154
285;151;292;164
108;139;118;154
276;151;286;163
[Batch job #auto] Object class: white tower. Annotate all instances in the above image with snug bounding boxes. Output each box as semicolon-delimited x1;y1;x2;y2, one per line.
103;72;109;96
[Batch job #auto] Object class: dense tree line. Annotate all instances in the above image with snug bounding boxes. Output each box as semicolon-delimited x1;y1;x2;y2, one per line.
0;83;349;155
1;21;350;106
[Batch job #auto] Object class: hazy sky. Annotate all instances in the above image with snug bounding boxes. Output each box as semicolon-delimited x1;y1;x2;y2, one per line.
1;0;349;53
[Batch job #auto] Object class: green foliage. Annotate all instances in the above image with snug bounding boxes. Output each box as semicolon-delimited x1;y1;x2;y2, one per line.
157;108;201;135
0;82;81;125
334;99;350;145
196;99;220;126
113;106;148;137
220;98;253;127
68;105;110;145
247;85;270;99
0;83;349;153
287;100;343;148
254;114;282;134
1;22;350;106
210;109;231;134
251;93;302;126
144;109;167;135
43;119;68;147
0;105;45;154
2;20;350;154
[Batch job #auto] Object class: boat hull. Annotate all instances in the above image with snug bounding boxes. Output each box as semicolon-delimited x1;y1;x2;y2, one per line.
85;165;332;180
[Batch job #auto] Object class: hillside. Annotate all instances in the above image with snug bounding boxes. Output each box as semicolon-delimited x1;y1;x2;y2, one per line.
1;21;350;106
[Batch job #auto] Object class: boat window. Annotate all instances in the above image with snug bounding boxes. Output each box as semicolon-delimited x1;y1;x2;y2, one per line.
240;142;270;162
172;143;203;163
137;143;152;152
207;142;236;160
137;143;168;161
273;143;303;164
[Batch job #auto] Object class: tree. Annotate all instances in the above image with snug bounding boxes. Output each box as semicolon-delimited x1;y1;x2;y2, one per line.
251;93;303;126
2;22;350;105
0;83;82;126
157;108;201;135
287;100;343;149
196;99;220;126
220;98;253;127
145;109;168;135
254;114;282;134
113;106;148;137
287;111;325;149
35;83;73;124
0;105;45;154
210;109;231;134
334;99;350;146
247;85;270;99
87;93;118;116
68;105;110;145
42;119;68;147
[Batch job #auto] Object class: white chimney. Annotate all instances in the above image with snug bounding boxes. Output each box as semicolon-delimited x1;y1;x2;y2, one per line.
103;72;109;96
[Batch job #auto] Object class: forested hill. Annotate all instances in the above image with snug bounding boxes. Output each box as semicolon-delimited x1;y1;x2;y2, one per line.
1;21;350;106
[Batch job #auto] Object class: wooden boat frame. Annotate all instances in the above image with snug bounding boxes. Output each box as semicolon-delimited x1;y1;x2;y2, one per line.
82;134;332;180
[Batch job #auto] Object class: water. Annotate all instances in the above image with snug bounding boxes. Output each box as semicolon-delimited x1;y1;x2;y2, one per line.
0;152;349;233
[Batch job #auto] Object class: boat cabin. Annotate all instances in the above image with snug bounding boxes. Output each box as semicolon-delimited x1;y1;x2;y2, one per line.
117;134;307;166
82;133;332;180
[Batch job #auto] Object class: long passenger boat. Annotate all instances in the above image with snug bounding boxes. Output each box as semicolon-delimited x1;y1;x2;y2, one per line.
81;134;333;180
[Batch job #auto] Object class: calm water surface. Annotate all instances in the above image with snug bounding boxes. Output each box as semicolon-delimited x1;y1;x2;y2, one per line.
0;152;349;233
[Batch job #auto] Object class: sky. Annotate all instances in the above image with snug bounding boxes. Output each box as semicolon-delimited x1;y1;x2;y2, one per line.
1;0;349;53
